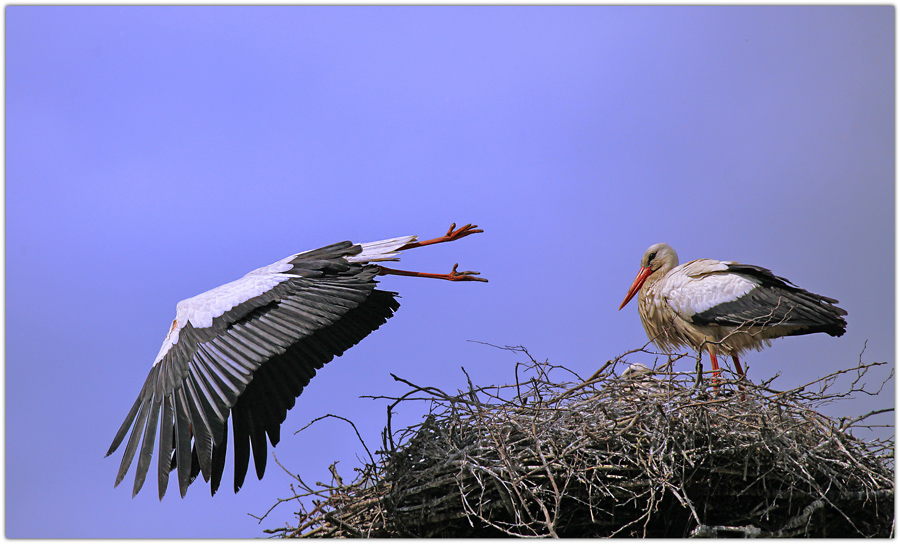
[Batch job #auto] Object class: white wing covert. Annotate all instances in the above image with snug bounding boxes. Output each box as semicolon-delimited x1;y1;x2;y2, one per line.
661;259;757;321
688;262;847;332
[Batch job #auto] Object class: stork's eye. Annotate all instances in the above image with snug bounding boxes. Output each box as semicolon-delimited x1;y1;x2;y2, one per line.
648;251;657;262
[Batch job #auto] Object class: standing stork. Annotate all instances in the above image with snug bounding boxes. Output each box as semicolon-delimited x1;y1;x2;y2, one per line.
107;223;486;499
618;243;847;380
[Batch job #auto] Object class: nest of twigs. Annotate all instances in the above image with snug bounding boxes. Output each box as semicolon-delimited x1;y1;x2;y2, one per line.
260;345;894;538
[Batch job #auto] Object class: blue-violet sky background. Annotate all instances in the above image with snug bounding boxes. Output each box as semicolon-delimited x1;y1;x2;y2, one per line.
6;5;894;538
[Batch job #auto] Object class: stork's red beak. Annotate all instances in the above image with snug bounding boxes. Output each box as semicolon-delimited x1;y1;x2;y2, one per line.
619;266;653;310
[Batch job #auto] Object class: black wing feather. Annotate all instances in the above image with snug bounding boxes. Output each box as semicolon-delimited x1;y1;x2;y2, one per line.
157;395;174;500
132;391;161;497
183;378;214;481
249;410;268;480
186;359;228;444
114;366;157;488
210;421;228;496
106;390;143;458
231;398;252;493
174;388;193;498
692;263;848;336
222;286;400;491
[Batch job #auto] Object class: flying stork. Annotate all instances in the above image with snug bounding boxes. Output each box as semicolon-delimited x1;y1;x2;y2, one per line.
618;243;847;380
107;223;486;499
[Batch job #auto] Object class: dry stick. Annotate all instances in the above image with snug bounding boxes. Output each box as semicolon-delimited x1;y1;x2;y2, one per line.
295;414;376;467
529;417;561;537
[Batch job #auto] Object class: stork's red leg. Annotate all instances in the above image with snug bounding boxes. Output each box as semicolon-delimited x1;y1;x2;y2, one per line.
397;223;483;251
706;346;721;379
377;263;488;282
705;346;722;394
732;355;747;401
731;355;745;379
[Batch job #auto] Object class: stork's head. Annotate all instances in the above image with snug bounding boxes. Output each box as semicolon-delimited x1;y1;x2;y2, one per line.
618;243;679;310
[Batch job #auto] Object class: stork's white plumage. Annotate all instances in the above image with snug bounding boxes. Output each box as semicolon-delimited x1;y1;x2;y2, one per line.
619;243;847;380
107;223;486;499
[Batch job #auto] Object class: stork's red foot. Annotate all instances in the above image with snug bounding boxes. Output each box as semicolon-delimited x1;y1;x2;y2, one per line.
443;223;483;242
399;223;484;251
445;263;488;282
377;263;488;282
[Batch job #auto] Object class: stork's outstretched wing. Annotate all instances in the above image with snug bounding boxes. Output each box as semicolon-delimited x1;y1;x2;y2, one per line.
108;224;487;499
107;241;402;499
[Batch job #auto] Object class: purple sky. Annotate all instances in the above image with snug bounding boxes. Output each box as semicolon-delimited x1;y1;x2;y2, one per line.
6;6;894;538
